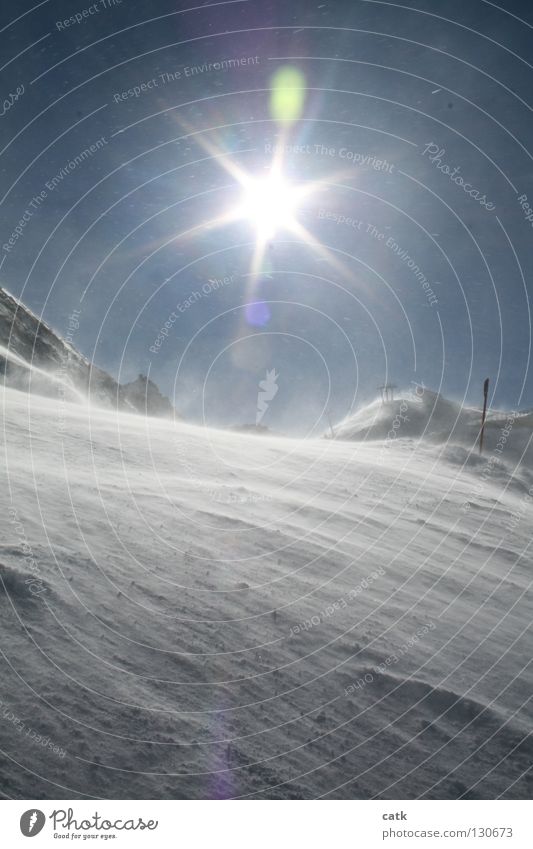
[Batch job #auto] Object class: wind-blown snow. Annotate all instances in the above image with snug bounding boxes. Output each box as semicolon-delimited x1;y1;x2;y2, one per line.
0;386;532;799
335;387;533;453
0;286;175;417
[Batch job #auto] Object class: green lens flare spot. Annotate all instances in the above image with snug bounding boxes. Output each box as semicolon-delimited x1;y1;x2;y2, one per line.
270;67;306;123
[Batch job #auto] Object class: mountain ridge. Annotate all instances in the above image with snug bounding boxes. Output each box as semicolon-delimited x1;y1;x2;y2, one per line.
0;286;176;418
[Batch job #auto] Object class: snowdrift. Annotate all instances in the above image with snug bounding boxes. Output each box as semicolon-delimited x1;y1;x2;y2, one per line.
333;388;533;472
0;386;531;799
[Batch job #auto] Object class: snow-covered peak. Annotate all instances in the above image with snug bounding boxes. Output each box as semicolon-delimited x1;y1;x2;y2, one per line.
333;388;533;470
333;388;476;443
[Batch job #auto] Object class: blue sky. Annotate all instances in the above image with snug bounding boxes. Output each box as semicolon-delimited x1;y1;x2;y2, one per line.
2;0;533;432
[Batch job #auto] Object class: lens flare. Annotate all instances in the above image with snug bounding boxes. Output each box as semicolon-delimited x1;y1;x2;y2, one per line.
270;66;306;123
245;300;271;327
238;173;301;239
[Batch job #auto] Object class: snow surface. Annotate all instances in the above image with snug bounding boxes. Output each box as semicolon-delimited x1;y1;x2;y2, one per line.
1;386;532;799
335;386;533;453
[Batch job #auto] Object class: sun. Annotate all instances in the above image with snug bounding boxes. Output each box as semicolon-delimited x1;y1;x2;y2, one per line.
237;172;302;240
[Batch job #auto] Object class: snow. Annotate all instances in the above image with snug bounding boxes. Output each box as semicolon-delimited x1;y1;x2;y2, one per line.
334;386;526;448
0;287;174;416
0;385;532;799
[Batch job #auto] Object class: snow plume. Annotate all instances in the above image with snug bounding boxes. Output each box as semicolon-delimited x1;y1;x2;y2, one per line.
256;368;279;424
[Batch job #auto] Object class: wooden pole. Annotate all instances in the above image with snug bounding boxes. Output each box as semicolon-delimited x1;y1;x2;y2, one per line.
479;378;489;455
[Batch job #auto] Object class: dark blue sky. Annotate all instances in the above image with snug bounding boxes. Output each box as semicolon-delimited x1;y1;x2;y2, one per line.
2;0;533;433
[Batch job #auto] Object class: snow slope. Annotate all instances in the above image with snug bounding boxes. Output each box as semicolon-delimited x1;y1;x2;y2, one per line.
334;388;476;442
0;386;532;799
334;387;533;468
0;286;175;416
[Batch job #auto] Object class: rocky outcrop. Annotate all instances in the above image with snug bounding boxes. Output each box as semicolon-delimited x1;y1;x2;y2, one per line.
121;374;175;418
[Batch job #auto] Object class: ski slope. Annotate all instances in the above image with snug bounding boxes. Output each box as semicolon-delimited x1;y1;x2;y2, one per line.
0;386;532;799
